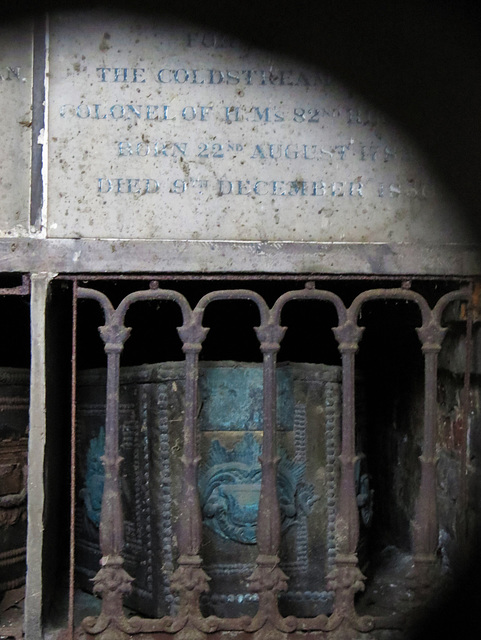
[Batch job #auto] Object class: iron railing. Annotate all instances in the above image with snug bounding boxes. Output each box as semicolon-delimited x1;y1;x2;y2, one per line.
67;280;472;640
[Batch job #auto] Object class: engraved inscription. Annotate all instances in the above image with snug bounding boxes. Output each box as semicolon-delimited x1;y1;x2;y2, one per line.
47;12;468;243
0;67;22;81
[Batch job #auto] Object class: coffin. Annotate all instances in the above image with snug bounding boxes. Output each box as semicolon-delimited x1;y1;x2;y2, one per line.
75;361;357;618
0;368;30;594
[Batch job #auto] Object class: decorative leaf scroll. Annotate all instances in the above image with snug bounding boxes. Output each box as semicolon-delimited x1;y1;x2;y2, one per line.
199;433;317;544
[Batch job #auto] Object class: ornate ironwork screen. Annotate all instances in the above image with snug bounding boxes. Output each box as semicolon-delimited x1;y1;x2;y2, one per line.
67;280;471;640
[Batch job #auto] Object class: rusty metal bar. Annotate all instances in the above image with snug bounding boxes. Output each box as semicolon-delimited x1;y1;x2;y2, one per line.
77;288;133;636
329;314;371;636
67;280;78;640
412;332;442;571
97;346;132;614
98;327;132;595
336;346;361;556
170;308;210;623
411;288;470;588
349;288;432;325
194;288;270;325
246;316;292;632
115;285;192;323
58;274;469;283
432;289;472;326
271;283;347;326
458;285;474;540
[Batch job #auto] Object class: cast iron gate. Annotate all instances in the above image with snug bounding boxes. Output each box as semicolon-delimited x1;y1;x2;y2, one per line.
67;278;473;640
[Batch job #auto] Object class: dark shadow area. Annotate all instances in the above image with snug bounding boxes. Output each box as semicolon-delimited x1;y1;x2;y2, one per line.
0;276;30;634
43;281;73;623
357;299;425;555
0;290;30;369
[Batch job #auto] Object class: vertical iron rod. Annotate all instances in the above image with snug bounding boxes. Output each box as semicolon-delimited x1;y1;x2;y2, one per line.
247;320;290;630
329;316;367;632
256;349;282;558
332;317;364;562
423;353;438;462
68;279;78;639
413;314;447;578
458;290;474;540
176;347;203;558
91;334;133;617
337;349;360;558
411;287;470;587
90;298;133;620
100;349;124;556
171;314;210;619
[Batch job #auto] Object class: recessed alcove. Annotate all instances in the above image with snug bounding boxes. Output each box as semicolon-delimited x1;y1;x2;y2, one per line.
0;275;30;636
38;275;478;633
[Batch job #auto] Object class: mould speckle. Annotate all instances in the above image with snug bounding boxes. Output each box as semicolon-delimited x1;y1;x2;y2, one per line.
99;32;111;51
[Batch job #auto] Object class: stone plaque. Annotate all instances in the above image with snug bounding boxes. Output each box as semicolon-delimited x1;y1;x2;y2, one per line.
0;368;30;593
0;22;33;234
47;11;469;243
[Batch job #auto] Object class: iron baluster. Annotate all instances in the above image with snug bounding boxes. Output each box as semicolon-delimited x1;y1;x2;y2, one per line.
68;280;78;640
170;309;210;626
412;288;471;590
411;316;447;595
329;318;372;637
77;288;134;640
247;319;294;634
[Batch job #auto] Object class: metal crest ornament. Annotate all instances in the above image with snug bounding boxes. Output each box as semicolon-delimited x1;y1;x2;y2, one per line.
199;433;317;544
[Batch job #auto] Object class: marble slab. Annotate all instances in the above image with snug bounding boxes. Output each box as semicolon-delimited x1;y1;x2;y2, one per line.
46;11;470;243
0;22;33;235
